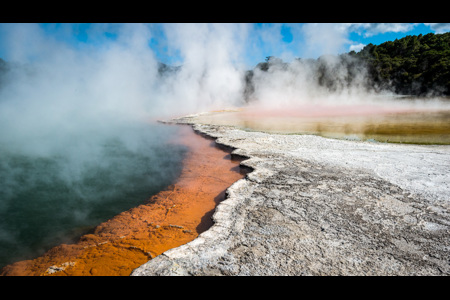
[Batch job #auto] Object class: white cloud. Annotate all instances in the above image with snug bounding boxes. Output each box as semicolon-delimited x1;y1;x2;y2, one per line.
348;23;418;37
425;23;450;33
349;43;366;52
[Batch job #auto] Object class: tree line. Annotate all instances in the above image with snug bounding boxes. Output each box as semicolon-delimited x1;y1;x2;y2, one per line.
351;32;450;96
244;32;450;100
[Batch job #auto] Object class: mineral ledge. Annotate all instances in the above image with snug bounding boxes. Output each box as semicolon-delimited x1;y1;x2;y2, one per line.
131;113;450;276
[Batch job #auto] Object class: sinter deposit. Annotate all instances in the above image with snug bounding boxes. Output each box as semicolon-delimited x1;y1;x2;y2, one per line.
132;112;450;276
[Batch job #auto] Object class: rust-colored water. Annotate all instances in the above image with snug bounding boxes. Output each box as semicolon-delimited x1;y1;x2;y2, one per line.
0;125;248;276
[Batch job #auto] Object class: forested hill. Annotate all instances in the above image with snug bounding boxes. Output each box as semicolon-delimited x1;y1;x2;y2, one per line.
244;32;450;99
351;32;450;96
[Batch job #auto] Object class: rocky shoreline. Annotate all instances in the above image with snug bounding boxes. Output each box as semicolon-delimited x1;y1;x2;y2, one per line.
131;112;450;276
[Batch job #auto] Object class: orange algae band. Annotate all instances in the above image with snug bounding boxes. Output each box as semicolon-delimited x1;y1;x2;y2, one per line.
0;125;249;276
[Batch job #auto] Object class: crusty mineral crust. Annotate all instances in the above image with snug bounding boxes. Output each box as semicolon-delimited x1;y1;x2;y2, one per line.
131;113;450;276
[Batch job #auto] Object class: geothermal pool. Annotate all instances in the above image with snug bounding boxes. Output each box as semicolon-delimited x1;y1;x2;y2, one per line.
195;98;450;145
0;124;248;276
0;122;188;270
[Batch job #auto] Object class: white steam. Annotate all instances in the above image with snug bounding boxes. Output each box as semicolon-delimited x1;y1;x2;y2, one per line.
1;23;448;158
0;24;160;155
154;23;249;113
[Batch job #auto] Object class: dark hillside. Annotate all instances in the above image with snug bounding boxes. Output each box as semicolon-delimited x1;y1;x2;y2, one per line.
352;32;450;96
244;32;450;101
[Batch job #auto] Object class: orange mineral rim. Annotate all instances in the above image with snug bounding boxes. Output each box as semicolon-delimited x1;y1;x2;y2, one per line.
0;124;249;276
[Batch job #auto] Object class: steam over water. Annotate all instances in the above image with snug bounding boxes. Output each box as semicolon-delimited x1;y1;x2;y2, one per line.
0;122;187;268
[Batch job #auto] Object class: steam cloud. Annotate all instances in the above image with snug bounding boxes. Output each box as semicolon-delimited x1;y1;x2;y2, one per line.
0;24;250;158
2;22;442;134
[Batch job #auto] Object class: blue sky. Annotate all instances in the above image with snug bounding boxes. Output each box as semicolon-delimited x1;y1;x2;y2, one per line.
347;23;438;50
1;23;449;69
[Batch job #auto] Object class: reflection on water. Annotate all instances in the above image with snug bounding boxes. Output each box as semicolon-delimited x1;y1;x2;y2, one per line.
196;98;450;145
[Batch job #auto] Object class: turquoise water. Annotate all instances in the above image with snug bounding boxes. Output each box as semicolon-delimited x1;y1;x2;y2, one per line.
0;122;187;269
